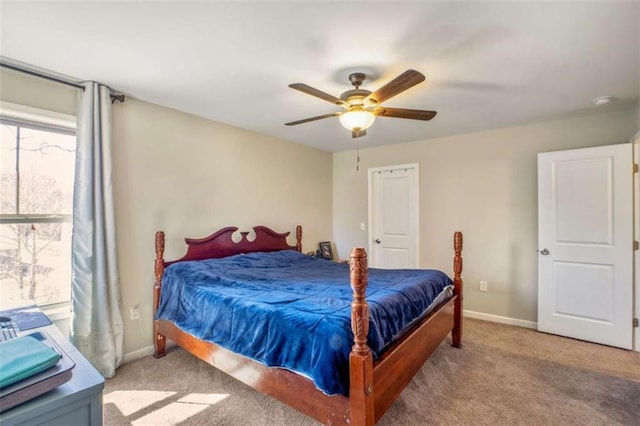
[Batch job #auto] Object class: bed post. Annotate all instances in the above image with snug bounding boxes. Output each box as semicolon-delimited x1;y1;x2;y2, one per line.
349;248;374;426
452;231;463;348
153;231;167;358
296;225;302;252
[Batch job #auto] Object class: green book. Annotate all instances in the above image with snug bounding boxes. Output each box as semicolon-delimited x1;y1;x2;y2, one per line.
0;336;61;388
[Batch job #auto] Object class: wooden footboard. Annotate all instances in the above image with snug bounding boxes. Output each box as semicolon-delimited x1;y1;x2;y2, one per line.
347;233;463;426
152;226;463;425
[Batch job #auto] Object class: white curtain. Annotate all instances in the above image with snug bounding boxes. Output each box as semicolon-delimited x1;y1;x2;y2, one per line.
70;82;123;378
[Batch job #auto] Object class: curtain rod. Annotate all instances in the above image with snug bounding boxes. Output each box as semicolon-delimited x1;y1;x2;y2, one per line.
0;59;125;103
1;61;85;90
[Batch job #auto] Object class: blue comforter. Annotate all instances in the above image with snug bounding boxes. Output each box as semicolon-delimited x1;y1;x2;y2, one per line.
155;250;452;395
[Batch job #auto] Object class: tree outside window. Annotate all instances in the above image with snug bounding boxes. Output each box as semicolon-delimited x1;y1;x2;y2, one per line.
0;121;75;309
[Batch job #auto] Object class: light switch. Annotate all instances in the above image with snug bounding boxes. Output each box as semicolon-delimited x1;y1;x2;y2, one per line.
360;222;366;231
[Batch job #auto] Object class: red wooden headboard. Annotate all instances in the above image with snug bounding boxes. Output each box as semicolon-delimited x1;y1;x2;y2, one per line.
163;225;302;266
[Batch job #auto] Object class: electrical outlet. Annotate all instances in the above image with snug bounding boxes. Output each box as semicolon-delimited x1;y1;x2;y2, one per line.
360;222;366;231
479;281;488;292
130;304;141;321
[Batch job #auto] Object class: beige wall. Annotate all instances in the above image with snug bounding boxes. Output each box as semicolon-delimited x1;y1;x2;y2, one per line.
333;107;638;324
112;99;332;354
0;67;76;114
1;68;333;356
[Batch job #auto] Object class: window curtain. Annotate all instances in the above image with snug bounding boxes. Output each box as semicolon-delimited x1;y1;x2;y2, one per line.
70;82;123;378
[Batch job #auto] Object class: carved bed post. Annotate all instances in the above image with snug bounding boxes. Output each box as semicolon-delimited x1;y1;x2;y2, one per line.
349;248;374;426
153;231;167;358
452;231;463;348
296;225;302;252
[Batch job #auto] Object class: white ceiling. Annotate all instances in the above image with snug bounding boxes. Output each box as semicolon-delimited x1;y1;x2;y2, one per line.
1;1;638;152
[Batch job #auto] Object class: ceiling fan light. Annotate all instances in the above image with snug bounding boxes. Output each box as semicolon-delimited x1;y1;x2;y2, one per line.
339;110;376;131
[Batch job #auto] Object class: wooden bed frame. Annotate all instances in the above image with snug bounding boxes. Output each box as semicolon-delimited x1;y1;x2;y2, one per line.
153;225;463;426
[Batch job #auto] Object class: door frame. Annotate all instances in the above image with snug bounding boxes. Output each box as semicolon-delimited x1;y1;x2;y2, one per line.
633;132;640;352
367;163;420;268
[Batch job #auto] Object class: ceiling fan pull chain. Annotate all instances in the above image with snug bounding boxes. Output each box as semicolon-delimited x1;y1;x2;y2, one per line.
356;140;360;172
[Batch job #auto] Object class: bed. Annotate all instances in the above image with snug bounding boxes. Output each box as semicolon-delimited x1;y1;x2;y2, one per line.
152;225;463;425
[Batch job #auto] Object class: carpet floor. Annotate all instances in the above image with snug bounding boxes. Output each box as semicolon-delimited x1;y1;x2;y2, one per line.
104;318;640;425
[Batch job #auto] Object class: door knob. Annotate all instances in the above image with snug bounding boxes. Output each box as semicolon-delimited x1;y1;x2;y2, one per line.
375;239;381;244
539;248;550;255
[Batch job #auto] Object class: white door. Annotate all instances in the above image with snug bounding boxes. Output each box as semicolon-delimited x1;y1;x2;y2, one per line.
368;164;419;269
538;143;633;349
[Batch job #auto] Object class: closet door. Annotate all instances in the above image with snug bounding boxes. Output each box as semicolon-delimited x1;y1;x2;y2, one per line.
368;164;419;269
537;143;633;349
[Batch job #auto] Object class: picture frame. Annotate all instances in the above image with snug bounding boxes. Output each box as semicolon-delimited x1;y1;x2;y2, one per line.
318;241;333;260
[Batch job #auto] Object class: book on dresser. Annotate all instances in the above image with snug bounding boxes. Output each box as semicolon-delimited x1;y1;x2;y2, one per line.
0;331;75;413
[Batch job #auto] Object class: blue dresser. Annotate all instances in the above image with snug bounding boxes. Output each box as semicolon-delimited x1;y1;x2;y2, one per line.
0;322;104;425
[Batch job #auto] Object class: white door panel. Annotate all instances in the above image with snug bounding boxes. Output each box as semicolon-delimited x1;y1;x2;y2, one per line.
554;157;613;244
538;143;633;349
382;177;410;234
554;262;613;321
381;248;410;268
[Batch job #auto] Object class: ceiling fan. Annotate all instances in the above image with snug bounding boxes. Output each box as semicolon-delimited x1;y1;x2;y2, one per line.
285;69;436;138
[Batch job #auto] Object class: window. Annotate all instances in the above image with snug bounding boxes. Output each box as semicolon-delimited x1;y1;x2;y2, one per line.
0;103;76;310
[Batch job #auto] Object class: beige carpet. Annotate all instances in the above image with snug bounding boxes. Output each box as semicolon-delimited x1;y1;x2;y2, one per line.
104;319;640;425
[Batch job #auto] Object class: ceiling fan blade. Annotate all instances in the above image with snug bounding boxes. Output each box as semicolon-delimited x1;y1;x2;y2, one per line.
285;112;340;126
364;70;426;106
373;107;437;121
289;83;350;109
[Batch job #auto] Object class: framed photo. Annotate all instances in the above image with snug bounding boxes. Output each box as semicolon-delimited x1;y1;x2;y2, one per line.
318;241;333;260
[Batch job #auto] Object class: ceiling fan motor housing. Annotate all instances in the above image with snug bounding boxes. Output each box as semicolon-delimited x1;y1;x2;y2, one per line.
340;89;371;105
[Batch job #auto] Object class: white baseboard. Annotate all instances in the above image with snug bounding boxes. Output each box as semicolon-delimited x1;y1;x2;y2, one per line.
122;341;178;364
123;345;154;364
464;309;537;330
